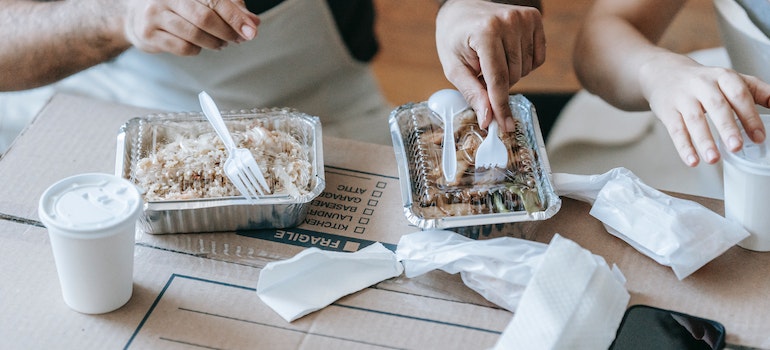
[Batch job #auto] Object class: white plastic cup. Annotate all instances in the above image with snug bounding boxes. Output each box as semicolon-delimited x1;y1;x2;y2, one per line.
38;173;142;314
721;115;770;252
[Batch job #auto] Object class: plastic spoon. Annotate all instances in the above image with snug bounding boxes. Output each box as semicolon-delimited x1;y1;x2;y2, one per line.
428;89;470;182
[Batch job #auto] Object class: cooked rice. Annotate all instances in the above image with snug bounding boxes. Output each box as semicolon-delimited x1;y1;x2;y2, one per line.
134;123;312;201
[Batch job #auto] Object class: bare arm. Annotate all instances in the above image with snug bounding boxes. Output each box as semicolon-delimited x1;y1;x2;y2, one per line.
573;0;770;166
0;0;130;90
573;0;685;110
0;0;259;91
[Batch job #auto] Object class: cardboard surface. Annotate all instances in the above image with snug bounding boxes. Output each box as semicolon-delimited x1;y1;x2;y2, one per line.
2;93;770;349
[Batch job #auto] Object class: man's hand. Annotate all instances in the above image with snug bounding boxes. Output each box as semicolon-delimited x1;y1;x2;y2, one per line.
123;0;259;56
436;0;545;131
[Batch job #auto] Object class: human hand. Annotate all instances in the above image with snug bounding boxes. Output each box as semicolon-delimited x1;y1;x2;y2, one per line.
436;0;545;131
639;53;770;166
123;0;259;56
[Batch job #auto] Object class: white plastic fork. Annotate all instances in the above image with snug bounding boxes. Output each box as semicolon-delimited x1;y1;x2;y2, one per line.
475;120;508;170
198;91;270;204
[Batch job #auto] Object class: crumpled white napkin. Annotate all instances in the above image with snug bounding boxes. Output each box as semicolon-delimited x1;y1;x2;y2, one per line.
257;230;631;349
493;234;630;350
257;242;403;322
395;229;547;312
554;167;749;280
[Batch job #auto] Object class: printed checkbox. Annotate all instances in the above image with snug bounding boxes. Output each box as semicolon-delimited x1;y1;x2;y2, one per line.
376;181;387;189
343;241;360;252
359;217;370;225
363;208;374;215
367;199;379;206
372;190;383;198
354;227;366;234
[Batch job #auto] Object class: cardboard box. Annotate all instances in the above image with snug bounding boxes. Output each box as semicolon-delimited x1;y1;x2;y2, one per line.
1;93;769;349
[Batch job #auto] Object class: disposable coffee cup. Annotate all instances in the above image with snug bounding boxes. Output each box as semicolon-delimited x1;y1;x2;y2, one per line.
721;115;770;252
38;173;142;314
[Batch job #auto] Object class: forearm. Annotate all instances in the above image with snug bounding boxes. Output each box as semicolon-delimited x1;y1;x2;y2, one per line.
573;17;663;110
0;0;130;91
572;0;686;111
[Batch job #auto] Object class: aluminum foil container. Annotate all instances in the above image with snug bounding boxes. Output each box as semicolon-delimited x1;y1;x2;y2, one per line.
389;94;560;229
116;108;325;234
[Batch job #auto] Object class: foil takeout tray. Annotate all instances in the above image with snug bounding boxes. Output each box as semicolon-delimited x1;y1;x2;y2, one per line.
116;108;325;234
389;94;560;229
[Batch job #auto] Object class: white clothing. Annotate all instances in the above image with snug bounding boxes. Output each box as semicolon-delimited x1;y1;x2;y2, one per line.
0;0;393;154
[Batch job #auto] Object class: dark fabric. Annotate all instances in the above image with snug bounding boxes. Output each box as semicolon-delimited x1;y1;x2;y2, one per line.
244;0;378;62
735;0;770;39
327;0;379;62
244;0;283;13
523;93;574;141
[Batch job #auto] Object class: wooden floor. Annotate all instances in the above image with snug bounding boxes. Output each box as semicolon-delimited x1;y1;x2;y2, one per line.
370;0;723;106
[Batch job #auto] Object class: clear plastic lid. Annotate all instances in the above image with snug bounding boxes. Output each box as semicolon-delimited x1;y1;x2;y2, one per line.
389;94;561;229
720;114;770;175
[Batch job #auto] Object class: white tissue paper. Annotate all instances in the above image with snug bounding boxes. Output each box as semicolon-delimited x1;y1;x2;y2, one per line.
257;242;403;322
554;167;750;280
396;230;547;312
494;234;630;350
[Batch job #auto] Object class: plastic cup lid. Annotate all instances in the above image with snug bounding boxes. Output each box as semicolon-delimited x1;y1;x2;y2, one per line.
38;173;142;236
720;115;770;176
